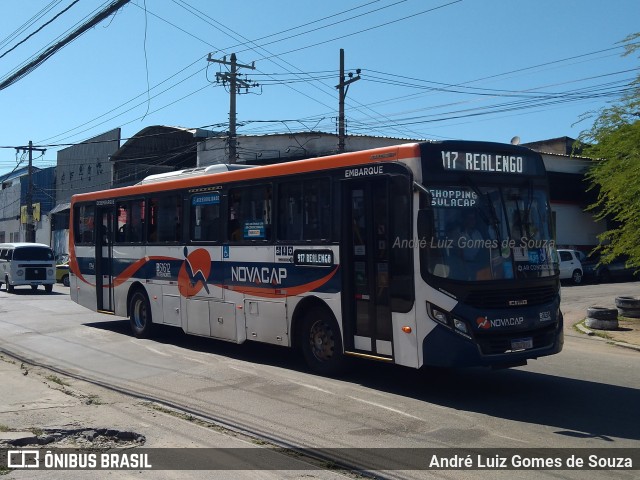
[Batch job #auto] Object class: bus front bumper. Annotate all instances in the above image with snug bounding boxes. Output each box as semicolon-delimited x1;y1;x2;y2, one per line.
421;318;564;369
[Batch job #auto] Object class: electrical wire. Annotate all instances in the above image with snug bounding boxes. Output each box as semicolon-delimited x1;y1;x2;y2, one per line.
0;0;81;60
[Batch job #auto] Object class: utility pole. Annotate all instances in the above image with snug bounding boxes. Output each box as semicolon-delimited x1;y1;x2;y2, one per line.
207;53;258;164
17;141;46;242
336;48;360;153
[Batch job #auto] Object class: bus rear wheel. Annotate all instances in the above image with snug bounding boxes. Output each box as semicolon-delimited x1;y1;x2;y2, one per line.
130;290;153;338
6;277;14;293
300;308;344;376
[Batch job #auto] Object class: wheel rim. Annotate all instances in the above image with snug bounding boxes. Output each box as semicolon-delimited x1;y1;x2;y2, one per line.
132;296;147;329
308;319;335;362
573;271;582;283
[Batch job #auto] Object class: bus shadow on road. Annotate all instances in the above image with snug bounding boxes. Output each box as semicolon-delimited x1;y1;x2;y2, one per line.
343;361;640;443
85;319;640;443
84;319;306;371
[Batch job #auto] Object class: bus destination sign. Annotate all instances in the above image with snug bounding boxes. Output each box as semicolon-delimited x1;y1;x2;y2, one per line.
441;150;524;174
294;249;334;267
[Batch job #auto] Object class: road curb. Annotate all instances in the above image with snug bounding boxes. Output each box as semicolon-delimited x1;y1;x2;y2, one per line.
575;322;594;336
574;321;640;352
609;341;640;353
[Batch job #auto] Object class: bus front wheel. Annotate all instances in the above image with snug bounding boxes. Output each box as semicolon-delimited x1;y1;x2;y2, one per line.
300;308;344;376
130;290;153;338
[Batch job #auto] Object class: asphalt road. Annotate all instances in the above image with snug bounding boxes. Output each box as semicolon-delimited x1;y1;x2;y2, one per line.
0;282;638;479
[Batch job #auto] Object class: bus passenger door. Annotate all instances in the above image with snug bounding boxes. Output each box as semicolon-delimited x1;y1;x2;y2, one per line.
96;205;115;313
342;178;393;361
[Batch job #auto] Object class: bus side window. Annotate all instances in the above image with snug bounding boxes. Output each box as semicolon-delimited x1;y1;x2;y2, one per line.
75;204;95;245
190;193;221;242
278;182;303;240
129;199;145;243
116;202;130;243
228;185;271;241
278;178;330;242
149;195;182;243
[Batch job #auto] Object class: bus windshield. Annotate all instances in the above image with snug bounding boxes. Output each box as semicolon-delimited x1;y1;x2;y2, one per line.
421;184;556;282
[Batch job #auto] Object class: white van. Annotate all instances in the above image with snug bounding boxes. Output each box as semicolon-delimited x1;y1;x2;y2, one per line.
0;243;56;293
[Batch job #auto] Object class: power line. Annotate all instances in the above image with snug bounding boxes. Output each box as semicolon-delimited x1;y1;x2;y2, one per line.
254;0;463;62
0;0;81;60
0;0;131;91
0;0;62;50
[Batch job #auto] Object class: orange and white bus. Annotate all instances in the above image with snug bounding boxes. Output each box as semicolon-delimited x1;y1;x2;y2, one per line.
69;141;563;374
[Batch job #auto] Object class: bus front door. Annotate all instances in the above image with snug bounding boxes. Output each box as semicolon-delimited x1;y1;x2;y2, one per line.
343;178;393;361
96;205;115;313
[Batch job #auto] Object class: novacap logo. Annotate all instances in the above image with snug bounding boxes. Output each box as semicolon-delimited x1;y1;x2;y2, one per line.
476;317;491;329
178;247;211;297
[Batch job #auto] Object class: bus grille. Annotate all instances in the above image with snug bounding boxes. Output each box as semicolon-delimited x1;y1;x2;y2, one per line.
25;267;46;280
475;325;557;355
465;285;557;309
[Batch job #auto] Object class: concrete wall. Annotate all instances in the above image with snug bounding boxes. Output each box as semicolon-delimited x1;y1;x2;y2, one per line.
0;181;21;242
56;128;120;204
552;203;607;249
53;129;120;255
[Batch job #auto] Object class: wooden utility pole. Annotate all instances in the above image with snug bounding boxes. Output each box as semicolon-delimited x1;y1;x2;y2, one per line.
336;49;360;153
17;141;46;242
207;53;257;163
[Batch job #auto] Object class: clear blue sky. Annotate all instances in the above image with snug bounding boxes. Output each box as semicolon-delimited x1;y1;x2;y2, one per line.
0;0;638;176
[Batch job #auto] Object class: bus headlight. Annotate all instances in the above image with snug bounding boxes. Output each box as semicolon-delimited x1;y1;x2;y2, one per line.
48;269;54;276
16;269;24;276
427;303;450;327
453;318;469;335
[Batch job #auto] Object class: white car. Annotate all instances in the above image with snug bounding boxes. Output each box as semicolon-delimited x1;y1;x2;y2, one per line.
557;249;583;284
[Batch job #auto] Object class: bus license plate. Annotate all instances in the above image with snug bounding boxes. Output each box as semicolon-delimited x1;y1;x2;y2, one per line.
511;337;533;351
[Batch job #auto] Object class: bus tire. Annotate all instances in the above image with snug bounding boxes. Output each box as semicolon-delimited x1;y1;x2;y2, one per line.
129;290;153;338
45;284;53;293
6;277;14;293
300;308;344;376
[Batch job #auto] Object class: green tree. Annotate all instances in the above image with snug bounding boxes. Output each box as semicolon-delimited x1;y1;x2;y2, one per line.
578;33;640;266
